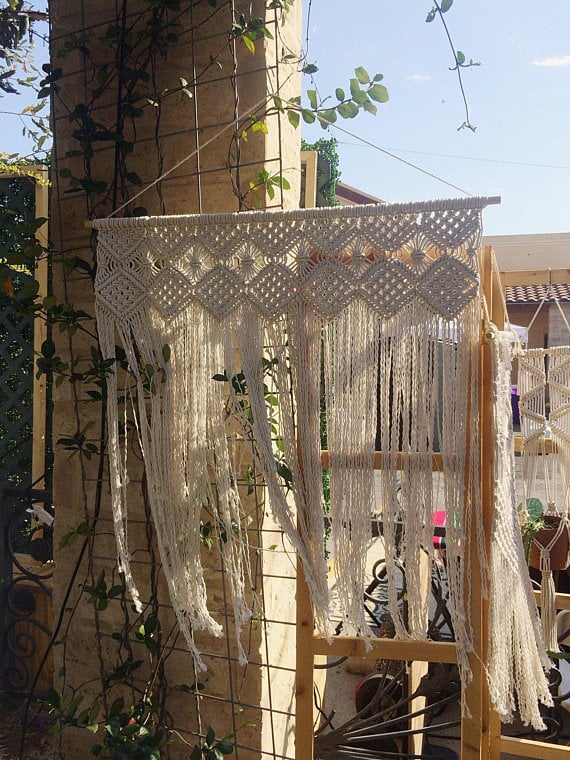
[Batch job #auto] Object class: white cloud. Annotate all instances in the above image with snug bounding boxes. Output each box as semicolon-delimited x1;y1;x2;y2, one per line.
407;73;431;82
533;54;570;67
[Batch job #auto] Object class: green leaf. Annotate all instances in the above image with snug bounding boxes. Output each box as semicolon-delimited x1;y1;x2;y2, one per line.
301;109;316;124
320;109;337;126
363;101;377;116
302;63;318;75
287;110;300;129
349;78;362;100
368;84;389;103
335;87;345;101
126;171;142;186
426;8;436;22
307;89;318;109
440;0;453;11
337;102;353;119
351;89;368;106
456;50;466;65
45;686;64;710
354;66;370;84
242;35;255;54
42;339;56;358
206;725;216;746
519;497;543;521
145;615;158;634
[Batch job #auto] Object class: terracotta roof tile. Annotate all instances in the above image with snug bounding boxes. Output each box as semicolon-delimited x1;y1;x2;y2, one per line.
505;283;570;304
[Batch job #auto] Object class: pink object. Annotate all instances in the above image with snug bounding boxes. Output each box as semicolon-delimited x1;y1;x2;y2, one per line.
431;510;446;549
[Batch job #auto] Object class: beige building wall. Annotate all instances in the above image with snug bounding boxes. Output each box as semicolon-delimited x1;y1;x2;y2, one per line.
484;231;570;271
549;303;570;347
487;232;570;348
49;2;301;757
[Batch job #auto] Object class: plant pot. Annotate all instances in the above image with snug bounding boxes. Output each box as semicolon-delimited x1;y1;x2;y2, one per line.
529;516;570;571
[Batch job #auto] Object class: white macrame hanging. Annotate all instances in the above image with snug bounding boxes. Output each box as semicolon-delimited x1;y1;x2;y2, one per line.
486;323;552;730
92;197;545;725
518;343;570;654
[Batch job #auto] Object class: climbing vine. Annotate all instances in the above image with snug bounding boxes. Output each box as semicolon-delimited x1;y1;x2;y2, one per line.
0;2;480;757
301;136;340;207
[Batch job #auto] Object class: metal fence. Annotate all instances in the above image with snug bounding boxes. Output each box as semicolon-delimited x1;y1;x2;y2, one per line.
0;484;53;698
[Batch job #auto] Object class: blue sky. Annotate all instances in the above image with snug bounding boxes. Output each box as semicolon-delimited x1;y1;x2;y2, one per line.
3;2;570;237
301;0;570;236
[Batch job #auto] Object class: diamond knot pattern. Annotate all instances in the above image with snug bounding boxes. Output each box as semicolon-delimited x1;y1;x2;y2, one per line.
359;214;417;253
304;217;357;258
194;266;245;319
97;270;146;318
248;264;298;318
198;223;249;263
247;219;301;258
422;209;481;250
418;256;479;319
151;267;192;318
301;262;355;318
98;229;146;266
359;259;417;318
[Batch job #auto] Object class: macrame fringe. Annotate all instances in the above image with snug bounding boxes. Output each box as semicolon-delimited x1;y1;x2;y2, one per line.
486;323;552;730
91;201;545;726
518;343;570;667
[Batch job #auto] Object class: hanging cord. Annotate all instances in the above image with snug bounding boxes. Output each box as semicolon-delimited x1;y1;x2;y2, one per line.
524;269;570;338
491;254;524;350
520;270;570;512
316;113;474;196
106;92;276;218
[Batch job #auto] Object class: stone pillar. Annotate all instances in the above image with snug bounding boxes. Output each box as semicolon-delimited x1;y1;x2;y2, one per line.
49;2;301;756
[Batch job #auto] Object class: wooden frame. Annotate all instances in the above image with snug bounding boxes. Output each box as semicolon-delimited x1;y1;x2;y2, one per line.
294;248;570;759
32;167;49;487
0;167;48;487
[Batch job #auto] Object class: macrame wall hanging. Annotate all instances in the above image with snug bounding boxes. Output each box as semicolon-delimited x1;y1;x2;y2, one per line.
485;323;552;730
93;197;548;725
518;342;570;652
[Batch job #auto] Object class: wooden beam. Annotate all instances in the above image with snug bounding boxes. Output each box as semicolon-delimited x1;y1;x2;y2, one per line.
500;736;570;759
32;168;49;489
533;590;570;611
321;451;444;471
295;561;315;760
312;635;458;663
514;436;555;454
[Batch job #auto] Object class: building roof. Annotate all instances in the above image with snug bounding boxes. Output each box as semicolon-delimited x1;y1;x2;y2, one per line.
335;182;384;206
505;283;570;304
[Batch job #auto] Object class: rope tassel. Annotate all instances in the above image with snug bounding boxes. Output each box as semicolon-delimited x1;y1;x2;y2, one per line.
539;546;560;653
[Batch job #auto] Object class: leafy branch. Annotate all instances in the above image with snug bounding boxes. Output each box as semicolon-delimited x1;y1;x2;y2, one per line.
426;0;480;131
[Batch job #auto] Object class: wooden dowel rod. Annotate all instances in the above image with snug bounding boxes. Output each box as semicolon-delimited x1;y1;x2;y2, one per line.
534;589;570;610
514;436;555;454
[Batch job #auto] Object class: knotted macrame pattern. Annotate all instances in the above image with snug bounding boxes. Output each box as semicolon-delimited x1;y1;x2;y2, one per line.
518;344;570;655
486;324;552;729
93;199;533;718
